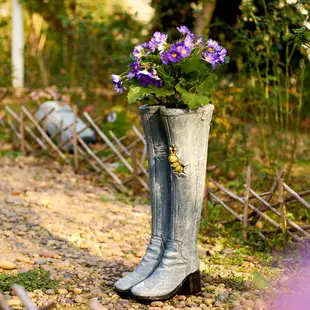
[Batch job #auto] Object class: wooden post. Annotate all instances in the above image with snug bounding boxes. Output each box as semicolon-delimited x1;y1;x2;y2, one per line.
243;166;251;240
20;106;25;153
279;174;287;241
73;105;78;171
132;145;138;195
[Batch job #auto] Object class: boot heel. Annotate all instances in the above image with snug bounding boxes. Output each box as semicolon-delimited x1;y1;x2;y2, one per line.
179;270;201;295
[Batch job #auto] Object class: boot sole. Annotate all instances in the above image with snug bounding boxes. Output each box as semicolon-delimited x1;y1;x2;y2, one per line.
131;270;201;301
114;286;132;298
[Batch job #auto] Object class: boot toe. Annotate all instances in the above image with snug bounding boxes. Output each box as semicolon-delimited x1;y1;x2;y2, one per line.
131;280;168;299
131;281;152;298
114;277;133;293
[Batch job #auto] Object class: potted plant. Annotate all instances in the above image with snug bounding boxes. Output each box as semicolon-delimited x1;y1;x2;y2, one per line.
111;25;229;300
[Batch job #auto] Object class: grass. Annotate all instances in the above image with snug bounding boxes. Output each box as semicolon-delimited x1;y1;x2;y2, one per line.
0;268;59;292
0;150;23;158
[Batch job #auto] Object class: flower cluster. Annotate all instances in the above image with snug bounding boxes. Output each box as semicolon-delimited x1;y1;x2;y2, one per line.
111;25;229;103
201;39;227;69
135;68;163;88
111;74;127;94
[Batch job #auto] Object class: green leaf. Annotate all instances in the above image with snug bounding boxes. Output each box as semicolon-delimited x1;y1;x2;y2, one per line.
127;86;152;104
150;86;175;98
181;54;208;74
127;86;174;104
198;74;216;95
176;83;210;109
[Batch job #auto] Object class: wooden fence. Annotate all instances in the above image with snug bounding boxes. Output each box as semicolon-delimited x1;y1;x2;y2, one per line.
1;103;310;242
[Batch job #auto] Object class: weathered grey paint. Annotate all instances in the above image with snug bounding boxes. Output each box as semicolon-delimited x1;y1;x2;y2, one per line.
131;104;214;299
114;105;171;293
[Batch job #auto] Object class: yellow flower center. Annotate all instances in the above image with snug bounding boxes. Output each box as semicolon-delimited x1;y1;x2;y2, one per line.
172;53;177;58
208;47;215;52
181;49;187;55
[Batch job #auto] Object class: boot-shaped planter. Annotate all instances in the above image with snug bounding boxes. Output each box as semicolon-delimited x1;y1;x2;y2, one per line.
131;104;214;300
114;105;171;294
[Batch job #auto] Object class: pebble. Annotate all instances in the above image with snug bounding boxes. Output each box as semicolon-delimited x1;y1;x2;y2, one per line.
34;258;48;265
58;289;69;294
150;301;165;307
6;299;22;307
39;250;56;258
74;296;84;303
73;288;83;294
0;260;16;270
255;299;267;310
16;256;31;263
205;298;215;305
45;289;55;295
77;271;89;279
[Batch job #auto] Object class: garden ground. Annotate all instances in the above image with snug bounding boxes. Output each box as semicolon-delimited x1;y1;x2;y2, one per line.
0;155;305;310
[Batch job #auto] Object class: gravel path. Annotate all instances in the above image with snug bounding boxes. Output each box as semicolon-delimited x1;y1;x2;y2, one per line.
0;156;274;310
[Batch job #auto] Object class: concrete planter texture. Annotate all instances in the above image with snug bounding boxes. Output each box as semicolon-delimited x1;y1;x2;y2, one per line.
114;104;214;300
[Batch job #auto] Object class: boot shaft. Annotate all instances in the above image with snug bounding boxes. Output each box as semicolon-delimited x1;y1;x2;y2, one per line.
160;105;214;254
139;105;171;238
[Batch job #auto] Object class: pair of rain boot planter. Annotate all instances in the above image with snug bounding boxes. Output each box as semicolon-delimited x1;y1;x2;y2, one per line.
114;103;214;301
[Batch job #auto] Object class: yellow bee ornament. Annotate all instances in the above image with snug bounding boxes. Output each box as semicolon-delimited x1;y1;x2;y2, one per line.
168;146;185;175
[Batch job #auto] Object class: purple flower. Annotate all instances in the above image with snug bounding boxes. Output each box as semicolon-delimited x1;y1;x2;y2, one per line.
160;45;184;64
149;31;168;52
201;52;219;69
201;39;227;69
167;48;182;63
160;51;171;65
127;61;141;79
219;48;227;63
111;74;121;84
133;43;150;60
111;74;127;93
173;43;191;58
127;72;135;79
197;37;204;47
176;25;195;39
136;68;163;88
206;38;219;52
184;35;194;49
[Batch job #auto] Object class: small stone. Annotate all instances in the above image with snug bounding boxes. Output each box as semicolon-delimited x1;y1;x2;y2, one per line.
45;289;55;295
35;259;47;265
0;260;16;270
58;289;68;294
244;300;255;307
77;271;88;279
150;301;165;307
16;256;31;263
255;299;267;310
73;288;83;294
74;296;84;303
163;306;175;310
112;232;122;241
238;297;247;305
217;292;229;301
205;298;215;305
221;248;234;254
40;251;56;258
7;299;22;307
